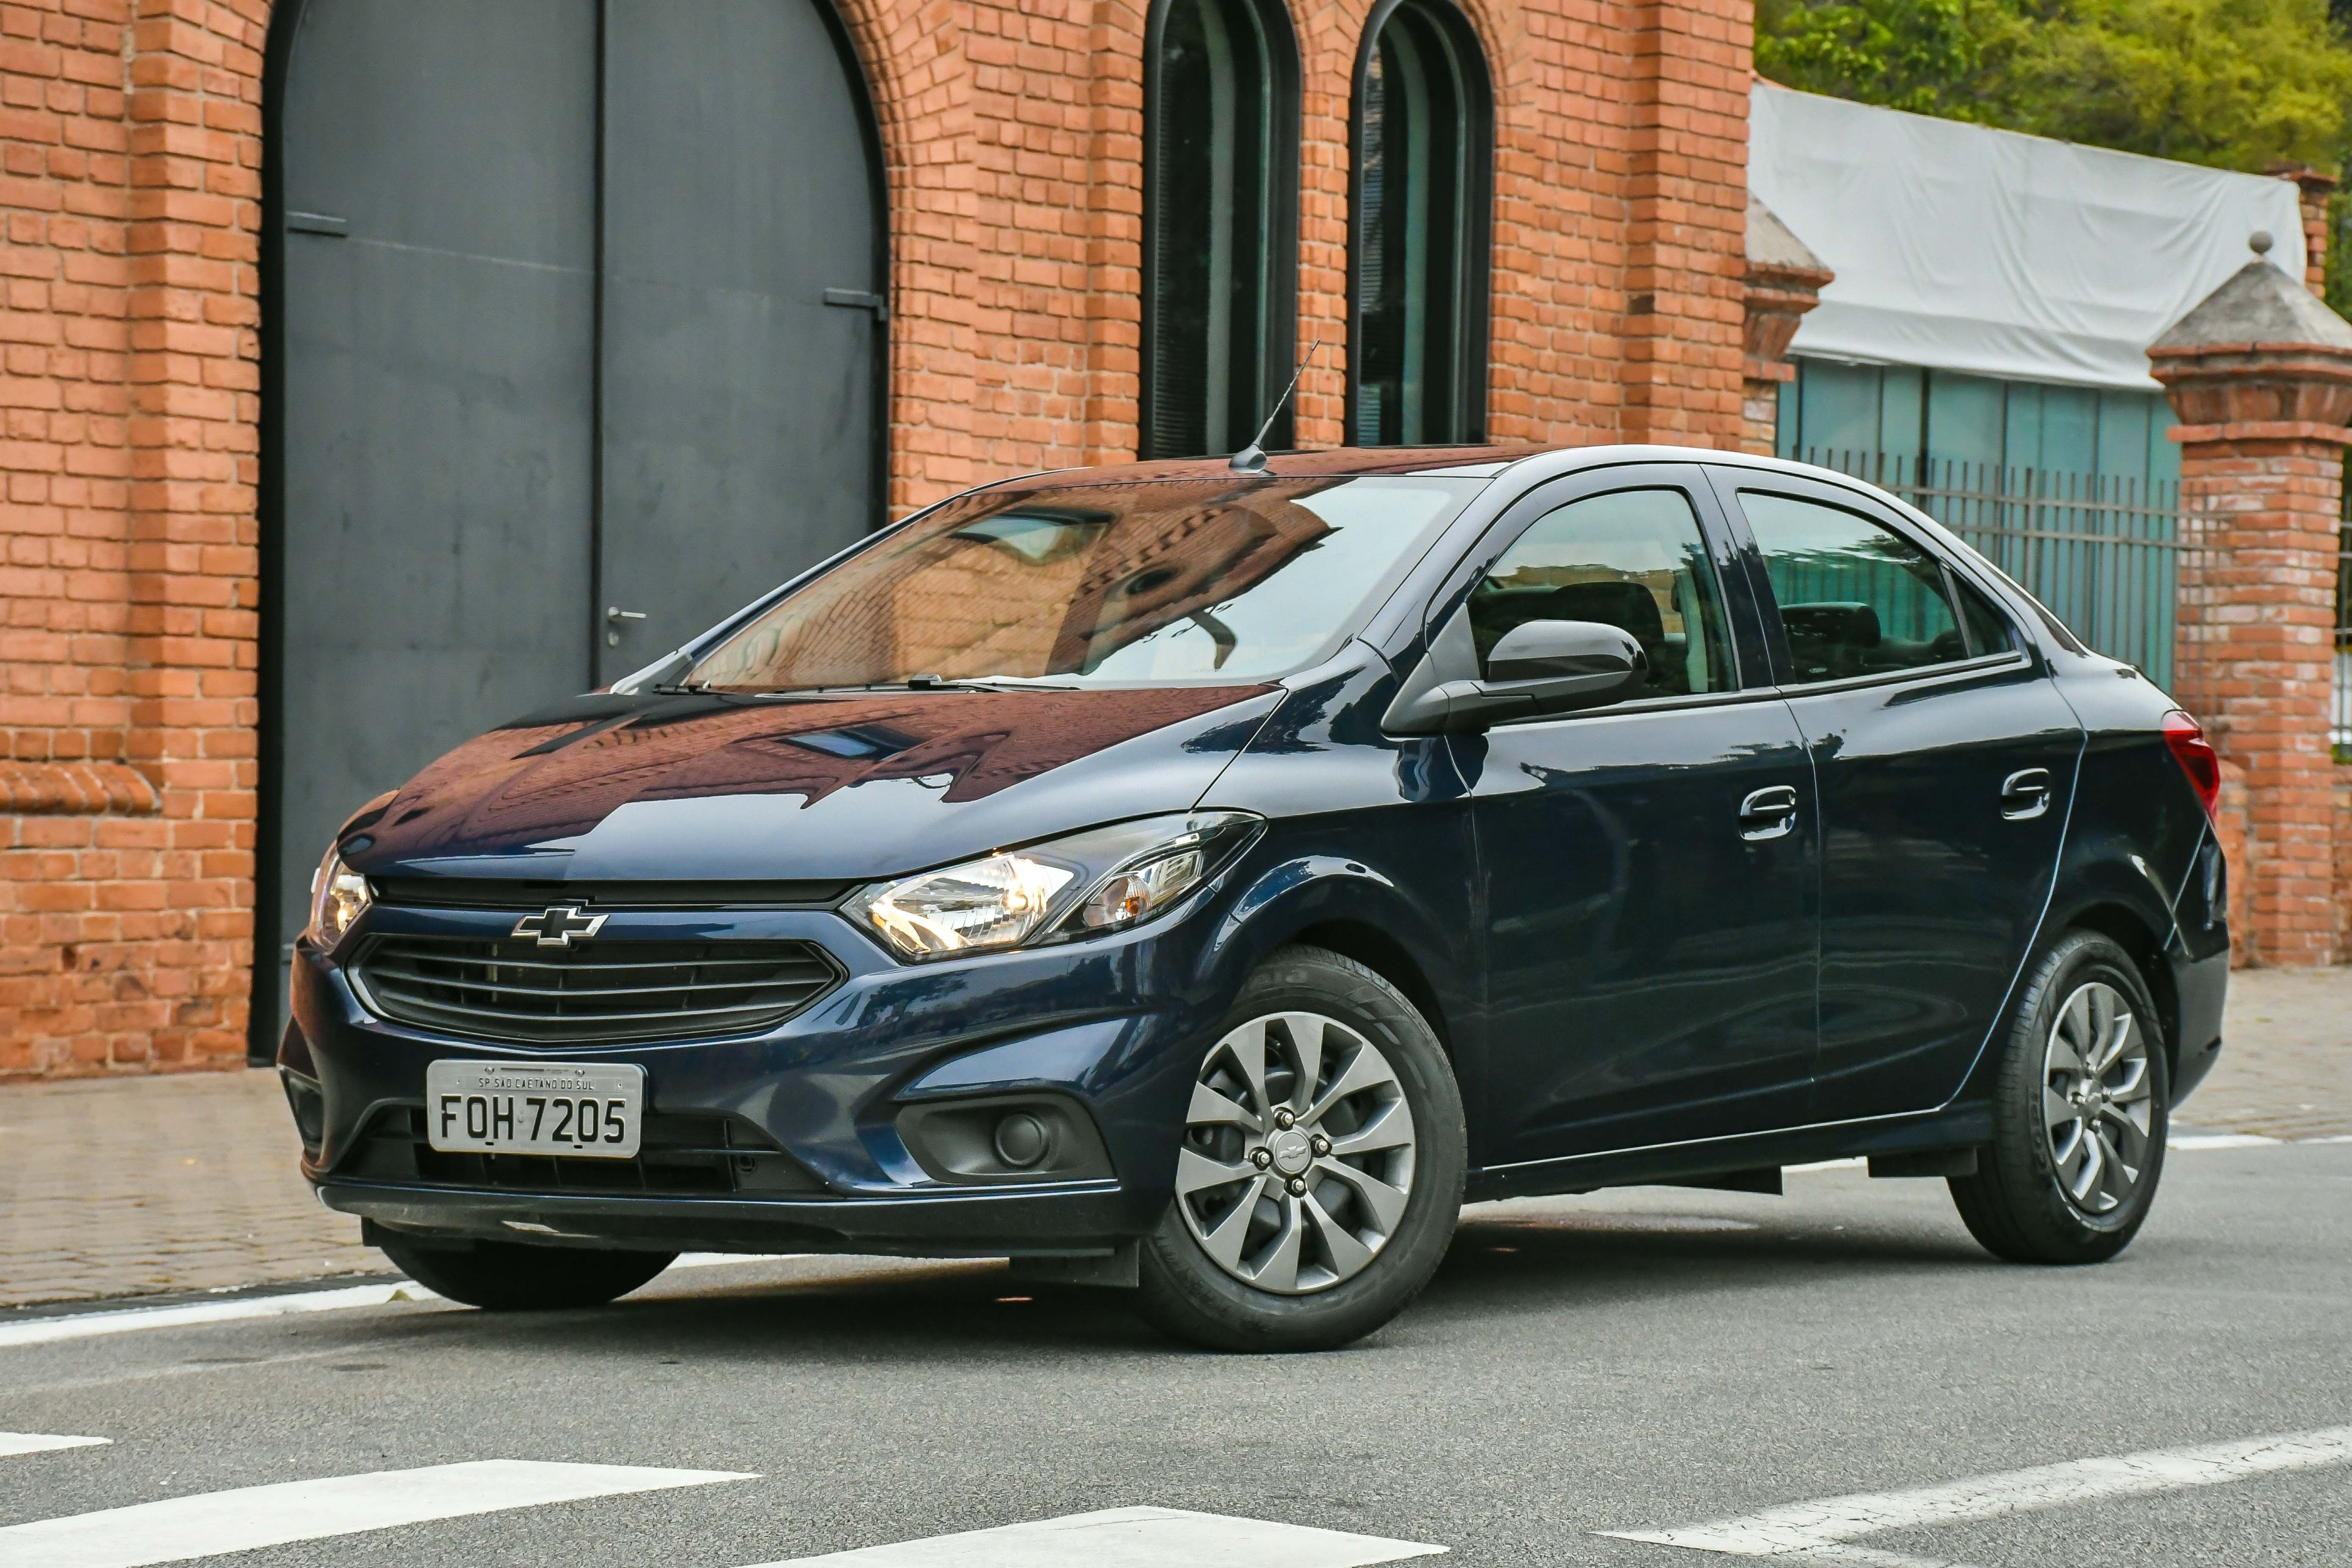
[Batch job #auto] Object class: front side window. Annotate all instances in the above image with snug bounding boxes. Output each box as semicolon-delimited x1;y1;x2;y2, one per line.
1469;488;1735;698
1350;0;1490;447
1740;492;1982;683
1142;0;1299;459
686;477;1487;691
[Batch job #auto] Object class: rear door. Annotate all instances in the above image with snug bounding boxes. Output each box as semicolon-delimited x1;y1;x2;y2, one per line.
1707;468;2085;1121
1448;465;1822;1163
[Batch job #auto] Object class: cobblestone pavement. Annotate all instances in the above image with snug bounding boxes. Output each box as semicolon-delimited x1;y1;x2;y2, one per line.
2183;965;2352;1140
0;1069;378;1309
0;965;2342;1309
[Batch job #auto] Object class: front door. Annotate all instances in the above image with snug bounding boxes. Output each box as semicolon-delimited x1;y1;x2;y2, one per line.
1455;468;1821;1165
266;0;885;1054
1710;471;2084;1122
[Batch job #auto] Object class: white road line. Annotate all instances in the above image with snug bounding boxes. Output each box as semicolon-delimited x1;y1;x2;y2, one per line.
1601;1424;2352;1557
743;1506;1448;1567
0;1433;109;1458
0;1254;805;1352
0;1283;445;1351
0;1459;755;1568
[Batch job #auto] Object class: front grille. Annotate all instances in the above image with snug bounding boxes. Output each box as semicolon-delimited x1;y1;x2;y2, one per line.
351;936;842;1044
343;1106;824;1197
370;877;852;910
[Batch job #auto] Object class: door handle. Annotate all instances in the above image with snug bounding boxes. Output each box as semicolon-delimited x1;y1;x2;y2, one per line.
1738;785;1800;841
2000;768;2052;821
605;605;647;648
823;288;889;321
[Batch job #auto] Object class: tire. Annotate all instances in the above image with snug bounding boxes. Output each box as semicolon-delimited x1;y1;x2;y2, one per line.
1948;930;2170;1264
376;1235;676;1311
1133;946;1467;1352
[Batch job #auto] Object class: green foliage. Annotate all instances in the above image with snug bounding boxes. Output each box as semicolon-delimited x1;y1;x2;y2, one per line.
1754;0;2009;119
1757;0;2352;173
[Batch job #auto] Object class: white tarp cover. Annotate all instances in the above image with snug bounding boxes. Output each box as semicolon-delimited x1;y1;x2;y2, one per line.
1750;82;2308;391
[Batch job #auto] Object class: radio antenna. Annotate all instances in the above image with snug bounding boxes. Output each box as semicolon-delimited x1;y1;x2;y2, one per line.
1229;332;1323;475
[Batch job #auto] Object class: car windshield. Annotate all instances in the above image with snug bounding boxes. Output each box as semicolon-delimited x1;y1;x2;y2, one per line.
683;476;1489;691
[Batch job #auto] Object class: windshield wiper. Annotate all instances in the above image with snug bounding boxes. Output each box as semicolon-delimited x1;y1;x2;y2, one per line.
747;676;1079;697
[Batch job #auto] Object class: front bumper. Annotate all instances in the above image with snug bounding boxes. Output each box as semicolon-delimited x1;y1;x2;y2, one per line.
283;897;1241;1257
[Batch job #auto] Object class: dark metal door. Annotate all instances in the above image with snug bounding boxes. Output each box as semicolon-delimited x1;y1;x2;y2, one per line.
265;0;884;1053
269;0;599;1041
597;0;885;681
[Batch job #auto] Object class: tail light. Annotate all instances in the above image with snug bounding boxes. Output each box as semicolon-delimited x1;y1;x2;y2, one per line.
2161;710;2221;821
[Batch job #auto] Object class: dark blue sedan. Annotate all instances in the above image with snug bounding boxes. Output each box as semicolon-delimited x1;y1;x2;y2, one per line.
279;444;2230;1350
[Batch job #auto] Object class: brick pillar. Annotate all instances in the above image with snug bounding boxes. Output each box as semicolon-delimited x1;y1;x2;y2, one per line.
2150;240;2352;966
1740;195;1830;456
2266;163;2335;298
1618;0;1749;448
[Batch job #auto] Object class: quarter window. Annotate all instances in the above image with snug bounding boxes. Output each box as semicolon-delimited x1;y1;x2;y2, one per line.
1740;492;1978;683
1469;488;1734;697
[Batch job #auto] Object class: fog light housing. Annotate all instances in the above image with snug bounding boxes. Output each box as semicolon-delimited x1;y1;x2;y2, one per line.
993;1112;1051;1169
280;1067;326;1153
893;1094;1112;1185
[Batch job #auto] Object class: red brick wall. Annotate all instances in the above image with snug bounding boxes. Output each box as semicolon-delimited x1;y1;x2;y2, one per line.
1;0;1753;1078
2;0;262;1079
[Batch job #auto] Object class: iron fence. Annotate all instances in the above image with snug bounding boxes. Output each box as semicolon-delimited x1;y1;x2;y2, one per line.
1793;451;2194;694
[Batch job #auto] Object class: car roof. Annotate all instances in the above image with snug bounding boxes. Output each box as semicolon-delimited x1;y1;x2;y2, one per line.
977;442;1902;487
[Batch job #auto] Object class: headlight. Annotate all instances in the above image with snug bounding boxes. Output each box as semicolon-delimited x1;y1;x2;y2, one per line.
849;811;1262;961
306;843;373;949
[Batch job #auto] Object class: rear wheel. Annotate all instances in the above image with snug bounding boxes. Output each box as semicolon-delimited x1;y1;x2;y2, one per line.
1948;930;2169;1264
376;1235;676;1310
1133;946;1466;1352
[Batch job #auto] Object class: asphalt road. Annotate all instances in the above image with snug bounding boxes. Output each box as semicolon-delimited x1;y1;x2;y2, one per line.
3;1140;2348;1568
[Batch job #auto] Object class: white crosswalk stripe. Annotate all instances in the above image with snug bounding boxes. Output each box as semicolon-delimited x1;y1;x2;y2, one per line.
742;1506;1447;1567
0;1459;755;1568
0;1433;109;1459
1600;1424;2352;1558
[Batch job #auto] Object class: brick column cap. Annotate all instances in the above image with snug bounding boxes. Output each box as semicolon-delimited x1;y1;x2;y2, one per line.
2263;160;2340;201
2167;419;2352;445
1745;195;1833;381
2149;249;2352;428
2150;256;2352;357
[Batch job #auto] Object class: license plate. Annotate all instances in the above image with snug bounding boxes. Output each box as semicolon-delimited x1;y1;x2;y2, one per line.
424;1060;645;1159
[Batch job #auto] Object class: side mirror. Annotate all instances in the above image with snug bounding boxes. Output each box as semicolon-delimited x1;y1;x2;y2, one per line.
1384;616;1648;736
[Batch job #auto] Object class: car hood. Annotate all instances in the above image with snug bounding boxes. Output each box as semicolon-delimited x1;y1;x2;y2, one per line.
342;685;1281;885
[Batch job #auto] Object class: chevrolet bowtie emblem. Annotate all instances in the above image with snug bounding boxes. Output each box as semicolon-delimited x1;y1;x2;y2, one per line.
512;903;608;949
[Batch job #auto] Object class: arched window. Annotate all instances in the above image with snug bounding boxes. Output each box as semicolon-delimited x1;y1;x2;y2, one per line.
1349;0;1491;446
1142;0;1301;459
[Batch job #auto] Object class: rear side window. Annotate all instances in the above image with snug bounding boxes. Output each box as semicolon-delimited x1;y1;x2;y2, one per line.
1469;487;1735;697
1740;492;1973;683
1953;575;2017;657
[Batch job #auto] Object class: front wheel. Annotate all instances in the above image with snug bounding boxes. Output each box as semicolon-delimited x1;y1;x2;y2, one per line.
376;1235;676;1310
1948;930;2169;1264
1133;946;1467;1352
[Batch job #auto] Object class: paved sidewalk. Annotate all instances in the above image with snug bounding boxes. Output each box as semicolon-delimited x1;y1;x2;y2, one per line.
0;966;2343;1309
0;1070;378;1309
2182;965;2352;1141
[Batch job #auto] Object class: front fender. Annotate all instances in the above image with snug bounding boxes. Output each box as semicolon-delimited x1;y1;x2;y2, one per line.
1192;836;1485;1155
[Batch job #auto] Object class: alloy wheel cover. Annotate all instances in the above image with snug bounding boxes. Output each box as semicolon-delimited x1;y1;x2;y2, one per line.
1175;1011;1418;1295
2041;979;2155;1216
